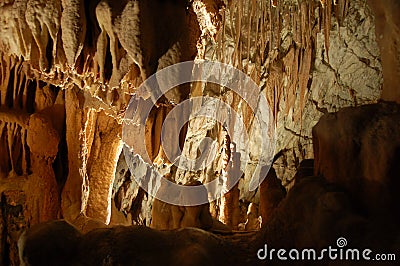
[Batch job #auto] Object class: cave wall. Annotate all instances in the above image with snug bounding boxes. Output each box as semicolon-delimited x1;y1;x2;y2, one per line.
367;0;400;103
169;0;385;230
0;0;398;264
209;0;383;188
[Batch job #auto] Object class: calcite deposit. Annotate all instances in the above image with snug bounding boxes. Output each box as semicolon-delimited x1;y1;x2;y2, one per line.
0;0;399;265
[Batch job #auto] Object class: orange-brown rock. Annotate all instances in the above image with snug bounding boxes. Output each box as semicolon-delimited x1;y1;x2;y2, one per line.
313;102;400;221
151;178;213;230
259;168;286;226
218;140;241;229
19;220;228;266
244;203;260;230
367;0;400;103
26;113;60;224
0;0;399;264
83;111;122;224
261;176;399;253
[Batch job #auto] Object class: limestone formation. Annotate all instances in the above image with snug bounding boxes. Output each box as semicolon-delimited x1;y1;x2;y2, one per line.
61;0;86;67
18;220;81;266
25;0;62;71
367;0;400;103
261;176;395;252
313;102;400;221
151;177;213;231
26;113;60;224
150;173;183;230
244;203;261;231
0;0;399;264
19;220;228;266
218;139;241;229
259;168;286;226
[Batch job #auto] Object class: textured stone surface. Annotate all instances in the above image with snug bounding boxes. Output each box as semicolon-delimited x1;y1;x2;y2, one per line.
261;176;400;263
188;0;384;193
259;168;286;226
272;0;382;185
0;0;398;263
19;220;229;266
313;102;400;221
0;190;26;266
151;179;214;230
367;0;400;103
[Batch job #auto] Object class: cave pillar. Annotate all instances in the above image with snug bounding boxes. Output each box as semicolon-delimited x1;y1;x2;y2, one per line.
259;168;286;227
26;113;60;224
61;87;88;222
219;140;241;229
84;111;122;224
62;87;122;224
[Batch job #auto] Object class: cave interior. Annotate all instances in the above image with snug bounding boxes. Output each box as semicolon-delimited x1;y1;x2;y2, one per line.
0;0;399;265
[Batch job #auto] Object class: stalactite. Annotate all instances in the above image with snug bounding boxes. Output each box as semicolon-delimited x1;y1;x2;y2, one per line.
7;123;15;174
217;0;348;124
323;0;332;62
0;109;30;178
0;0;381;245
25;0;61;71
296;45;312;122
0;55;12;107
61;0;86;67
21;125;29;175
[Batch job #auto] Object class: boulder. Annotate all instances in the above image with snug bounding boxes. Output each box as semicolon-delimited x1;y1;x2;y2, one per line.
261;176;399;263
313;102;400;221
19;220;227;266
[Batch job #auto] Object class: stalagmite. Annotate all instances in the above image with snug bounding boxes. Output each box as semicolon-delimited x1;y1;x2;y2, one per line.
151;175;213;230
26;113;60;224
218;138;241;229
259;168;286;226
83;111;122;224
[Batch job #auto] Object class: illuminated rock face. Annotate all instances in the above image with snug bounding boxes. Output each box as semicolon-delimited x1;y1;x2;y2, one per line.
0;0;398;264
